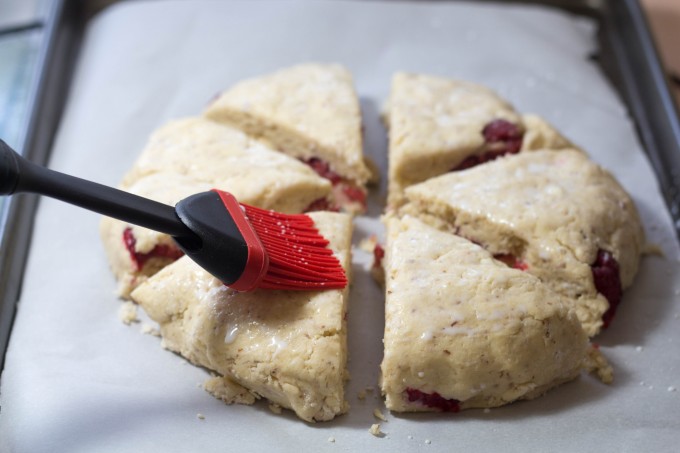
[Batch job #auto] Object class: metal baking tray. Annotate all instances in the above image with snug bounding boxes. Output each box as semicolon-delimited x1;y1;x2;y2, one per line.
0;0;678;374
0;0;82;369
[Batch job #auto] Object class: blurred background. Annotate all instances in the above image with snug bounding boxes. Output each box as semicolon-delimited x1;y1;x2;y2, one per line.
643;0;680;106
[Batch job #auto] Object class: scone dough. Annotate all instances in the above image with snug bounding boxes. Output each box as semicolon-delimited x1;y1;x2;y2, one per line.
100;173;210;298
402;149;644;336
380;215;589;412
385;73;577;207
100;117;331;298
131;212;352;423
520;114;578;152
386;72;523;206
120;117;331;208
204;63;371;212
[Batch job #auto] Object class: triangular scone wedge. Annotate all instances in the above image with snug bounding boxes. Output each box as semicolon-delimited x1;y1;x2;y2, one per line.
131;212;352;423
381;215;590;412
386;72;523;207
120;117;331;206
402;150;644;336
204;63;371;213
100;117;332;298
385;73;578;208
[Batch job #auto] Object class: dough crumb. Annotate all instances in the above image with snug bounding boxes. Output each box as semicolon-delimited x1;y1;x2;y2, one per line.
328;436;336;443
118;301;138;325
140;323;160;336
407;435;414;440
197;413;205;420
584;345;614;384
203;376;256;405
425;439;432;444
642;242;663;256
269;403;282;414
669;386;677;392
364;156;381;185
358;386;375;401
369;423;385;437
358;235;379;253
635;346;643;352
373;408;387;421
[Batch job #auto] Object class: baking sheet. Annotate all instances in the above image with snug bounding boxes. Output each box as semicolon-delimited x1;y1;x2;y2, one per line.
2;1;680;451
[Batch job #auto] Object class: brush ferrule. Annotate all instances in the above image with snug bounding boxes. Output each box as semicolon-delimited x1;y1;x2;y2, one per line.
213;190;269;291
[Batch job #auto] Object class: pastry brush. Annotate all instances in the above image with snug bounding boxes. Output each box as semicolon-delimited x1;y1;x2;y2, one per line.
0;139;347;291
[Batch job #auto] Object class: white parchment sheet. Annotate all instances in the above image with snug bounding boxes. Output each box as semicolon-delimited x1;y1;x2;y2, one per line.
2;1;680;452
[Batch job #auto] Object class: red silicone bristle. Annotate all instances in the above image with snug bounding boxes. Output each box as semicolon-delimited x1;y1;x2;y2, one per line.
241;203;348;290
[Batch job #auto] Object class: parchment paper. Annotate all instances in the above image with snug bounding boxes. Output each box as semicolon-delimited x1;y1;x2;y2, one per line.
2;1;680;452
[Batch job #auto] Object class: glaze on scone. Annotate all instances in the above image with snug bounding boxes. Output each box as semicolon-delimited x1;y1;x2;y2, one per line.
402;149;644;336
204;63;371;212
130;212;352;423
100;117;331;298
380;215;589;412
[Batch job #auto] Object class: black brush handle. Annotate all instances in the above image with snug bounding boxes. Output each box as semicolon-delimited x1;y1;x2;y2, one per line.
0;139;198;241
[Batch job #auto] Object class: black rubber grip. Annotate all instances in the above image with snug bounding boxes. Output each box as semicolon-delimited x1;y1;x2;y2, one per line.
175;191;248;285
0;138;198;241
0;140;20;195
